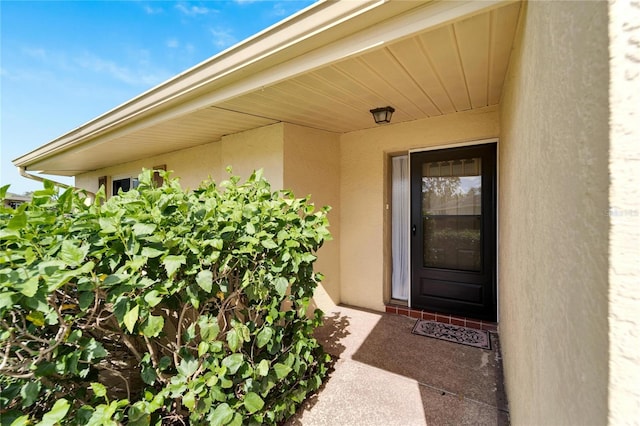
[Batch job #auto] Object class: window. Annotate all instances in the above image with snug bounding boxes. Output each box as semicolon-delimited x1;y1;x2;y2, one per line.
153;164;167;187
112;177;139;194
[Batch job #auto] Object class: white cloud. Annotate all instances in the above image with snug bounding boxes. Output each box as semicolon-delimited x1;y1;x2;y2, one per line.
272;2;289;17
74;52;171;87
143;4;163;14
167;38;179;49
0;66;53;83
209;28;237;49
175;2;212;16
22;47;48;61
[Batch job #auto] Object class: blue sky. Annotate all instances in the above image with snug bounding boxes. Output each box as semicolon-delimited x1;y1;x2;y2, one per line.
1;0;315;194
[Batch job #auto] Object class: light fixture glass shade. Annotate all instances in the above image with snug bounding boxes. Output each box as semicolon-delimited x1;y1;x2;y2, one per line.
370;106;395;124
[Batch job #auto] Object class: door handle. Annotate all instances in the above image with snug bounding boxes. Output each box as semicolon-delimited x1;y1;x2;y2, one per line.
412;225;416;236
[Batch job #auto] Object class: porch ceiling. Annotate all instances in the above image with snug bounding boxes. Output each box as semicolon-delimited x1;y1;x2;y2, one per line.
18;1;521;176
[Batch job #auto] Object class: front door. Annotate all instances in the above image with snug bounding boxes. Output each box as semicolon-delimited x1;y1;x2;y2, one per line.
410;143;496;321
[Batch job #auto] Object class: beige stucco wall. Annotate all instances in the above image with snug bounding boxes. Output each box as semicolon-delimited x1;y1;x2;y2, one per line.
498;1;609;424
608;0;640;423
283;124;341;311
75;123;286;193
220;123;284;189
75;139;223;194
339;107;499;311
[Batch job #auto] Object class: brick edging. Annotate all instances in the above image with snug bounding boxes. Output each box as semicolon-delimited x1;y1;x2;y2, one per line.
385;305;498;332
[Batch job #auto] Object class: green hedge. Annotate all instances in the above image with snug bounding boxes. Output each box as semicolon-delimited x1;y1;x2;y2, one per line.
0;170;331;425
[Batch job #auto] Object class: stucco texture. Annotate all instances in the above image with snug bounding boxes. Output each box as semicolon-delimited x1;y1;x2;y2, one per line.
75;140;222;194
339;107;499;311
75;123;287;194
284;124;341;310
498;1;609;424
608;0;640;422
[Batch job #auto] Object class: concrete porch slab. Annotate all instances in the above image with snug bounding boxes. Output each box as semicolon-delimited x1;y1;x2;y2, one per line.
287;305;509;425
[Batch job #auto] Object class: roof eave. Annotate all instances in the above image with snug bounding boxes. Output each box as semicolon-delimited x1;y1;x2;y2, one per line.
14;0;513;171
13;0;385;168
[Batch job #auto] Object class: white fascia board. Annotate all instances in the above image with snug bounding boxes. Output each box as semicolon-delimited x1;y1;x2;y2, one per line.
15;0;511;168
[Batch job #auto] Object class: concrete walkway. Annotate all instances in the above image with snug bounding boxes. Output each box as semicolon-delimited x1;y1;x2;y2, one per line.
287;305;509;426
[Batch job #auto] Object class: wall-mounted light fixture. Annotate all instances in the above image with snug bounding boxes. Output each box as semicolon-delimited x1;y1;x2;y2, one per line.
370;106;395;124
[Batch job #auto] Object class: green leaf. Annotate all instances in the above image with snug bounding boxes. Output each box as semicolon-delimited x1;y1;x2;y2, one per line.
209;341;223;353
141;246;164;258
128;404;151;426
133;223;157;236
123;304;140;333
256;327;273;348
228;413;243;426
261;239;278;249
16;276;38;297
245;222;256;234
98;217;118;233
198;341;209;357
26;311;45;327
274;277;288;298
91;382;107;398
85;339;108;361
301;253;317;263
141;363;157;385
20;381;41;407
162;255;186;277
36;398;70;426
257;359;270;377
199;318;220;341
274;363;292;379
142;315;164;338
196;270;213;293
79;291;94;310
243;392;264;413
143;290;163;307
7;212;27;230
226;329;241;352
183;391;196;410
0;228;20;240
59;240;88;266
184;323;197;342
9;415;30;426
158;356;172;371
177;358;198;377
210;403;234;426
222;353;244;375
0;292;16;309
103;274;123;286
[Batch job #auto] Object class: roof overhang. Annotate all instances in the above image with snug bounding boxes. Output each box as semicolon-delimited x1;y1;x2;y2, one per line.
14;0;522;176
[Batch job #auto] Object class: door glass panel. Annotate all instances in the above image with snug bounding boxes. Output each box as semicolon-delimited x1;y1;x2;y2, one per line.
422;157;482;271
391;156;409;301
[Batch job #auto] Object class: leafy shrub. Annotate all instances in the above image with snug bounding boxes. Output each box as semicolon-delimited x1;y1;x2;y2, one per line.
0;170;331;425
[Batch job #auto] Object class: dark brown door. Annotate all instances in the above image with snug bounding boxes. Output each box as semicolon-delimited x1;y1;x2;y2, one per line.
410;143;496;321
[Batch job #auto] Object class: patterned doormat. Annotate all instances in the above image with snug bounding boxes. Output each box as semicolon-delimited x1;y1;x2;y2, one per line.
412;320;491;350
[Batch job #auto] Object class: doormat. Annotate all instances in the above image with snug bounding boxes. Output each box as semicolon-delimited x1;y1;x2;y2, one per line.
412;320;491;350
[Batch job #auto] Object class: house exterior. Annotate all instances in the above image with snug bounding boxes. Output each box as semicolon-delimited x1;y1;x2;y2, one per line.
2;192;31;209
13;1;639;424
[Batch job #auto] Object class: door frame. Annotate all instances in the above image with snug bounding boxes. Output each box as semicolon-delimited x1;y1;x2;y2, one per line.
401;138;499;321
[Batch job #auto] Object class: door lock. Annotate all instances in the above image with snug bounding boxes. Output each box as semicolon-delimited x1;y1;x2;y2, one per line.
412;225;416;236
